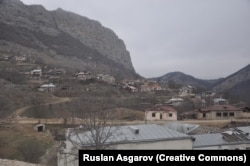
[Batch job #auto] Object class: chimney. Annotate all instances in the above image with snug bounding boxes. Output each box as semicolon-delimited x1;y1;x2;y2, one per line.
129;126;139;134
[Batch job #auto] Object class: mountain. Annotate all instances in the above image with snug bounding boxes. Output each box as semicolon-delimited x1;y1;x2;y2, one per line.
213;64;250;92
0;0;138;79
152;65;250;104
151;71;222;90
213;64;250;104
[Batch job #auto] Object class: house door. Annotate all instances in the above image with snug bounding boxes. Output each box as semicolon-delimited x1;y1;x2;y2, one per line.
160;113;162;120
37;126;44;132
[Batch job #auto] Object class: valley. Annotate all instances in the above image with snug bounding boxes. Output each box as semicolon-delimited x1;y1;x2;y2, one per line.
0;0;250;165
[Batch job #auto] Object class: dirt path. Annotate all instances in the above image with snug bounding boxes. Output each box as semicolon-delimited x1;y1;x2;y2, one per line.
10;97;72;118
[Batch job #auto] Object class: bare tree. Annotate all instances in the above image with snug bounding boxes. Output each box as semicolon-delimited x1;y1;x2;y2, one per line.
58;96;122;165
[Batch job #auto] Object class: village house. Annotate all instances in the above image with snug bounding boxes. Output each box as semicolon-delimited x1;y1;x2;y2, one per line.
121;79;135;86
145;105;177;121
166;97;184;106
58;124;193;165
213;97;228;105
38;83;56;92
196;104;242;120
75;71;92;80
179;85;195;98
30;69;42;77
126;85;138;92
15;55;26;62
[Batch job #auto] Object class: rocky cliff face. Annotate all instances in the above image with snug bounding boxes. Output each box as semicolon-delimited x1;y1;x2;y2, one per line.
0;0;136;78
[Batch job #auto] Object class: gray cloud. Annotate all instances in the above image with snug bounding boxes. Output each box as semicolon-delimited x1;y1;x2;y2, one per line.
20;0;250;79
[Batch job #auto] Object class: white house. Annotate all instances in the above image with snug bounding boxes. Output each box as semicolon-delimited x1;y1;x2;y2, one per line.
179;85;195;98
75;71;91;80
31;69;42;77
15;55;26;62
145;105;177;121
58;124;193;166
38;83;56;92
213;98;228;105
166;98;184;106
196;104;243;120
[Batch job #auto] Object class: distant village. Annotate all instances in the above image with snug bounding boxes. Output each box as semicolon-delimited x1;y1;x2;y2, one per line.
1;54;249;122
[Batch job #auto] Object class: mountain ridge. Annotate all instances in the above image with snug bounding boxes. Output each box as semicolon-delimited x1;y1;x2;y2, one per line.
151;71;223;89
151;64;250;104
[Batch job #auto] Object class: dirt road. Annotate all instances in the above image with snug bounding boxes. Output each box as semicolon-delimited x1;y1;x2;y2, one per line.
5;97;250;127
10;97;72;118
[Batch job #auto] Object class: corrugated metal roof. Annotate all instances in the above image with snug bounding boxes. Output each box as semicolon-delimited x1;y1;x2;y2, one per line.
237;126;250;134
163;122;200;134
193;126;250;147
193;133;229;147
70;124;191;146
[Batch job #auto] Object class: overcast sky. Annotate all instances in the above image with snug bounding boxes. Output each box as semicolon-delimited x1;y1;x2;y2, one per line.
20;0;250;79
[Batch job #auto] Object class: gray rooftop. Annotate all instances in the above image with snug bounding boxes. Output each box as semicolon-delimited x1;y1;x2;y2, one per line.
193;126;250;148
236;126;250;135
69;124;191;146
193;133;227;147
164;122;200;134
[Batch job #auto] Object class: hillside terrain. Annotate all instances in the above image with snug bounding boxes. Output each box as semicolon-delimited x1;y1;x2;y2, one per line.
151;71;223;90
213;64;250;104
151;65;250;104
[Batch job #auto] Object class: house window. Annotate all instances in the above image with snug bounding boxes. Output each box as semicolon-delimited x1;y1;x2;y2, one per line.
169;113;172;117
223;112;228;117
216;112;221;117
152;113;156;117
203;113;206;118
229;112;235;117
